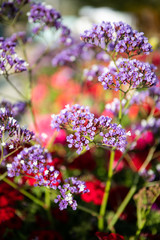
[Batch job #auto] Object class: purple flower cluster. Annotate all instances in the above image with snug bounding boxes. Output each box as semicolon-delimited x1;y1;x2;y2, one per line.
10;32;28;44
0;100;26;118
140;117;160;134
130;84;160;110
130;90;149;105
0;37;28;75
139;169;155;182
0;107;34;150
51;104;128;153
7;145;60;188
0;1;30;20
96;51;110;62
60;25;74;46
27;2;61;33
81;21;152;55
55;177;88;210
83;64;105;81
0;2;18;19
81;21;114;51
28;2;73;46
52;42;94;66
98;59;157;91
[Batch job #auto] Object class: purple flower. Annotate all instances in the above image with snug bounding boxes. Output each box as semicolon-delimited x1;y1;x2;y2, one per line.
81;21;152;55
0;106;34;151
27;2;61;33
0;36;28;75
52;42;96;67
60;25;74;46
7;145;60;189
52;42;93;66
55;177;88;210
139;169;155;182
51;104;128;153
0;2;18;19
83;64;106;81
0;1;30;19
98;59;157;91
10;32;28;44
81;21;114;50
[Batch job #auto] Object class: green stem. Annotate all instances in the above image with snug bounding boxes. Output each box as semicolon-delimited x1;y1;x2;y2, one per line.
27;68;38;133
3;177;45;208
45;188;51;209
77;205;100;218
107;144;157;231
0;131;5;165
1;146;22;162
108;176;139;231
0;172;8;181
98;149;115;230
139;145;156;172
45;188;53;224
118;90;122;123
4;73;27;101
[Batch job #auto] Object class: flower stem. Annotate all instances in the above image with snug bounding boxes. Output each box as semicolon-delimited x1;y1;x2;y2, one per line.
45;187;53;224
2;177;45;208
98;149;115;230
107;144;157;231
108;176;139;231
0;146;22;163
139;145;157;172
118;90;122;123
27;68;38;133
77;205;100;218
4;73;27;101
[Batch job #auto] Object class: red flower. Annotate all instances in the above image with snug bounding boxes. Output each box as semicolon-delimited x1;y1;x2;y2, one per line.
29;230;63;240
136;131;154;150
0;207;15;223
96;232;125;240
81;179;105;205
68;150;96;171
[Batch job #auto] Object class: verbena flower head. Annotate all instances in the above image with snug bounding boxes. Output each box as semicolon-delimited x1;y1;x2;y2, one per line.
0;37;28;75
7;145;60;189
55;177;88;210
83;64;106;81
0;107;34;150
130;84;160;110
0;100;26;118
51;104;129;153
0;2;18;19
52;43;92;66
98;59;157;91
81;21;152;55
27;2;61;33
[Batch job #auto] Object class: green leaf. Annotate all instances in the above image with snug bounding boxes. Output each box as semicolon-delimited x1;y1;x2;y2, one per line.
134;183;160;232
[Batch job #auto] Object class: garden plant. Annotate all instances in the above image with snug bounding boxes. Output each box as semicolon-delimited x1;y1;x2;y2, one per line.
0;1;160;239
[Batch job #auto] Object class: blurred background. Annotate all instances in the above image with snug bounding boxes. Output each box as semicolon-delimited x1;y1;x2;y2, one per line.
45;0;160;37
